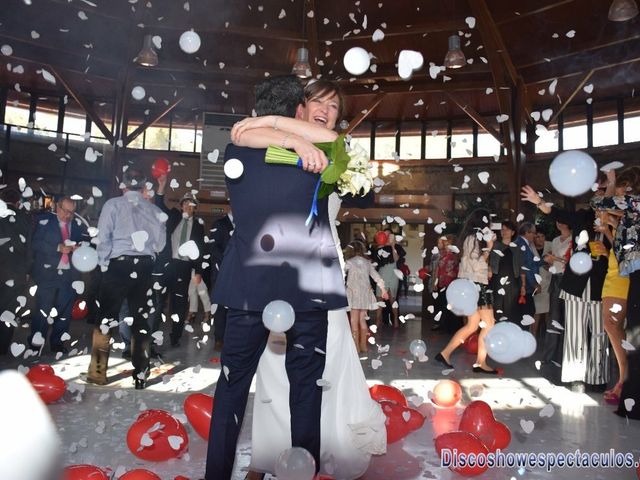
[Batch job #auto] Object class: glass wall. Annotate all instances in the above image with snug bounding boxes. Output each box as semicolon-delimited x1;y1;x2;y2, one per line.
624;114;640;143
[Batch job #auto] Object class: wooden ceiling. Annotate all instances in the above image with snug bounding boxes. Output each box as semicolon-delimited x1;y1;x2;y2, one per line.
0;0;638;126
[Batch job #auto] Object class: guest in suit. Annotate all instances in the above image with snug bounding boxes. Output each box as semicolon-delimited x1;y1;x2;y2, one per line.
30;196;87;353
0;188;32;355
208;211;234;351
490;220;524;324
154;179;206;347
516;222;541;322
205;75;347;480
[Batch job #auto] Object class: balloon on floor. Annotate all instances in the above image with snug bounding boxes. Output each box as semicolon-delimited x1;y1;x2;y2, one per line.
126;410;189;461
435;431;489;476
432;380;462;408
119;470;161;480
458;400;511;452
26;364;66;404
184;393;214;440
463;332;479;354
379;400;425;444
63;464;109;480
275;447;316;480
369;384;407;406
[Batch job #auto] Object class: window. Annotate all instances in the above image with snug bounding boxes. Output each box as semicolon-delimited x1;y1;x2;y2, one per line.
4;90;31;127
34;97;59;132
592;119;618;147
347;123;372;157
195;127;202;153
399;122;422;160
127;125;144;149
563;123;588;150
477;133;501;157
144;126;170;150
171;112;197;153
451;133;473;158
624;115;640;143
63;98;87;136
374;122;397;160
535;126;559;153
424;128;447;159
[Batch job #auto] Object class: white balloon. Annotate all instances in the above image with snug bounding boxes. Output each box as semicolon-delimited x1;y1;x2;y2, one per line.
520;331;537;358
274;447;316;480
445;279;479;316
179;30;201;54
343;47;370;76
224;158;244;179
485;322;524;364
409;339;427;358
569;252;593;275
131;86;146;101
548;150;597;197
262;300;295;333
71;245;98;272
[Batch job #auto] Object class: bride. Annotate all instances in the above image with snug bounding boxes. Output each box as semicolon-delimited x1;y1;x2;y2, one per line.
230;78;387;479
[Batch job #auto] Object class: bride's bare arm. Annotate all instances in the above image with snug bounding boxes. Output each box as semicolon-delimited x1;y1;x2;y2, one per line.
231;115;338;145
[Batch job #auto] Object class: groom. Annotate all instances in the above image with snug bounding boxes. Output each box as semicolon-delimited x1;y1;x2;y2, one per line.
204;76;348;479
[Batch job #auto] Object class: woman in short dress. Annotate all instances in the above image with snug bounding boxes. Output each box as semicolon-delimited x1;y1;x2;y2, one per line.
436;209;498;374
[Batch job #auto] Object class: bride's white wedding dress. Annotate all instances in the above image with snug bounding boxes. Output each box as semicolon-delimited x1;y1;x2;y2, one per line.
250;193;387;479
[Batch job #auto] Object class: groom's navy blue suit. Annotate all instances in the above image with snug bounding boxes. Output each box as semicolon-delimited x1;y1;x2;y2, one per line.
205;144;348;479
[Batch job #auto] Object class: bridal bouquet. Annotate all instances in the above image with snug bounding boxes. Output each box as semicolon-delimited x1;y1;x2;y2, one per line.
265;134;374;199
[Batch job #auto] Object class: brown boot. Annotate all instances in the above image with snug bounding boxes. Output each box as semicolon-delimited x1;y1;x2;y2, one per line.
87;328;111;385
351;329;360;352
359;326;369;353
203;311;211;324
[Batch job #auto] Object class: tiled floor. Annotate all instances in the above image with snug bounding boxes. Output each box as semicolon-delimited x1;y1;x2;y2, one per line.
2;296;640;480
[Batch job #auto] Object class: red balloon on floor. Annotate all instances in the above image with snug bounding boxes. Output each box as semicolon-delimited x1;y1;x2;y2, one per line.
26;366;66;404
379;400;425;444
374;231;388;245
63;465;109;480
432;407;461;438
369;384;408;406
151;158;171;179
458;400;511;452
27;364;55;377
184;393;214;440
119;470;161;480
126;410;189;461
71;298;88;321
435;431;489;476
463;333;479;354
432;380;462;408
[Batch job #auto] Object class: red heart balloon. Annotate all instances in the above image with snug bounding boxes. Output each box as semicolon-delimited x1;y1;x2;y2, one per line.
435;431;489;476
27;364;55;378
183;393;214;440
458;400;511;452
27;369;66;404
432;407;461;438
379;400;425;444
119;470;161;480
126;410;189;461
63;464;109;480
369;384;407;406
151;158;171;179
374;231;389;245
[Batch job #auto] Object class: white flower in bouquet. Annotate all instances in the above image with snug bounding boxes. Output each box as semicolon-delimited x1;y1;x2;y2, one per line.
337;142;375;196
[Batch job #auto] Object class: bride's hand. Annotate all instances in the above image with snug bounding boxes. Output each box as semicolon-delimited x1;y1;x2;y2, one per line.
381;289;389;300
231;115;276;144
291;136;328;174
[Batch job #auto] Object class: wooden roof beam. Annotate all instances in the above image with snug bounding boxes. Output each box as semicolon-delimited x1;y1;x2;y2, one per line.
345;93;386;134
48;65;114;143
495;0;577;25
445;92;503;144
320;19;467;42
549;69;595;125
126;97;183;146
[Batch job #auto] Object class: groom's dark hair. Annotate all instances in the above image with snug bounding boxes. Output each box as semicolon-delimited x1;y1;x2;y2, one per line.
254;75;304;117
